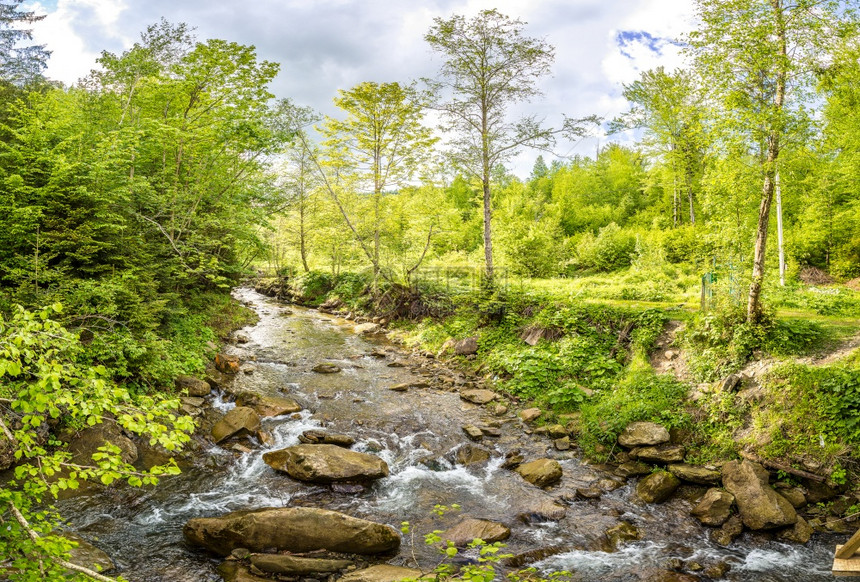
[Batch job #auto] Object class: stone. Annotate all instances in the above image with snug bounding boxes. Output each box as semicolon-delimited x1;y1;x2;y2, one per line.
777;516;813;543
389;383;410;392
617;422;670;448
460;389;497;405
339;565;423;582
444;518;511;547
777;486;807;509
68;423;138;466
632;444;686;464
492;404;509;416
519;408;542;423
576;487;602;499
554;436;571;451
249;554;353;575
453;337;479;355
65;532;114;574
604;522;640;552
215;353;240;374
184;507;400;556
216;562;271;582
615;461;652;478
667;463;721;485
312;363;341;374
454;444;492;466
502;449;524;469
703;562;732;579
710;515;744;546
536;424;568;438
298;430;356;448
516;458;563;487
720;373;741;392
212;407;261;444
517;499;566;523
637;471;681;503
691;488;735;526
263;444;388;483
235;392;302;417
722;460;797;530
462;425;484;441
354;323;381;335
235;332;251;344
175;375;211;397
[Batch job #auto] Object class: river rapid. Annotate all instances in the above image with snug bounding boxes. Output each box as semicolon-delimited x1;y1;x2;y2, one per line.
58;288;841;581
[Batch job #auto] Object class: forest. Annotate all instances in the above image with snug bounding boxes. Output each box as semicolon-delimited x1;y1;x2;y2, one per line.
1;0;860;580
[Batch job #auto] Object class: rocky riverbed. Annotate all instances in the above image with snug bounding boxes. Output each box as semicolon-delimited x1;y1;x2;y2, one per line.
54;288;848;581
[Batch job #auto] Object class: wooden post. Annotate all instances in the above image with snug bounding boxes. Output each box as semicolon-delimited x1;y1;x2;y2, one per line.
833;528;860;576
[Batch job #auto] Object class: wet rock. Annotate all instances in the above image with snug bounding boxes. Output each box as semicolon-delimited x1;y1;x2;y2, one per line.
535;424;567;438
217;561;271;582
615;461;651;478
444;518;511;547
710;515;744;546
263;444;388;483
298;430;356;448
460;389;496;405
212;407;261;444
502;449;524;469
215;353;241;374
462;425;484;441
643;571;698;582
312;363;341;374
703;561;732;579
504;545;572;568
184;507;401;556
354;323;381;335
777;516;813;543
667;463;721;485
249;554;353;574
691;488;735;526
386;361;406;368
332;483;366;494
235;332;251;344
65;532;115;574
517;499;566;523
480;426;501;438
388;383;409;392
597;478;625;492
804;478;845;504
636;471;681;503
68;423;138;469
492;404;509;416
777;486;807;509
519;408;542;423
235;392;302;417
617;422;670;448
453;337;478;355
603;522;640;552
339;565;423;582
454;444;492;466
554;436;571;451
575;487;602;500
722;460;797;530
175;375;211;397
516;458;563;488
631;444;686;464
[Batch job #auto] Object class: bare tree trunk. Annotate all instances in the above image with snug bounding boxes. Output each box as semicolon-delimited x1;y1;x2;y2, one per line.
481;105;494;283
776;170;785;286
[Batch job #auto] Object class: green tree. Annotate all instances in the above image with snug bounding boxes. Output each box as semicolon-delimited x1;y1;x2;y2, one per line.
425;9;597;282
688;0;857;322
320;81;436;284
0;0;49;85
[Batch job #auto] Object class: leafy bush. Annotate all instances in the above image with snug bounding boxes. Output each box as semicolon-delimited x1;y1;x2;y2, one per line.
289;270;334;304
573;222;636;272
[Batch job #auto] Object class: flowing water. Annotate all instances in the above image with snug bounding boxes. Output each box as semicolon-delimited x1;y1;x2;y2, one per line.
58;289;842;581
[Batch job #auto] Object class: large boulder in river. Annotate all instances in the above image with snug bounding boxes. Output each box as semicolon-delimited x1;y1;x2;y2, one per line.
250;554;353;575
444;518;510;547
515;458;563;487
211;407;261;443
691;488;735;526
175;375;211;397
183;507;400;556
68;423;138;466
722;460;797;530
636;471;680;503
65;532;115;574
235;391;302;417
263;444;388;483
618;422;670;448
339;565;423;582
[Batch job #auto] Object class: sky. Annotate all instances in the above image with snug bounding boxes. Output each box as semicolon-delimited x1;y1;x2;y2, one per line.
24;0;698;177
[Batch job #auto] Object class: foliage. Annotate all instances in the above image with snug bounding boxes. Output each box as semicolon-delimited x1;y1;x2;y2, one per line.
0;304;193;580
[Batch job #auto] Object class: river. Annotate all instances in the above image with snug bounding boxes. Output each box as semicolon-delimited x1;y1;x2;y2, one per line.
57;288;841;581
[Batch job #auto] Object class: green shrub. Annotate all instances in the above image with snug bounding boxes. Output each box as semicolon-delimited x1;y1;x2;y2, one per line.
573;222;636;272
290;270;334;304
